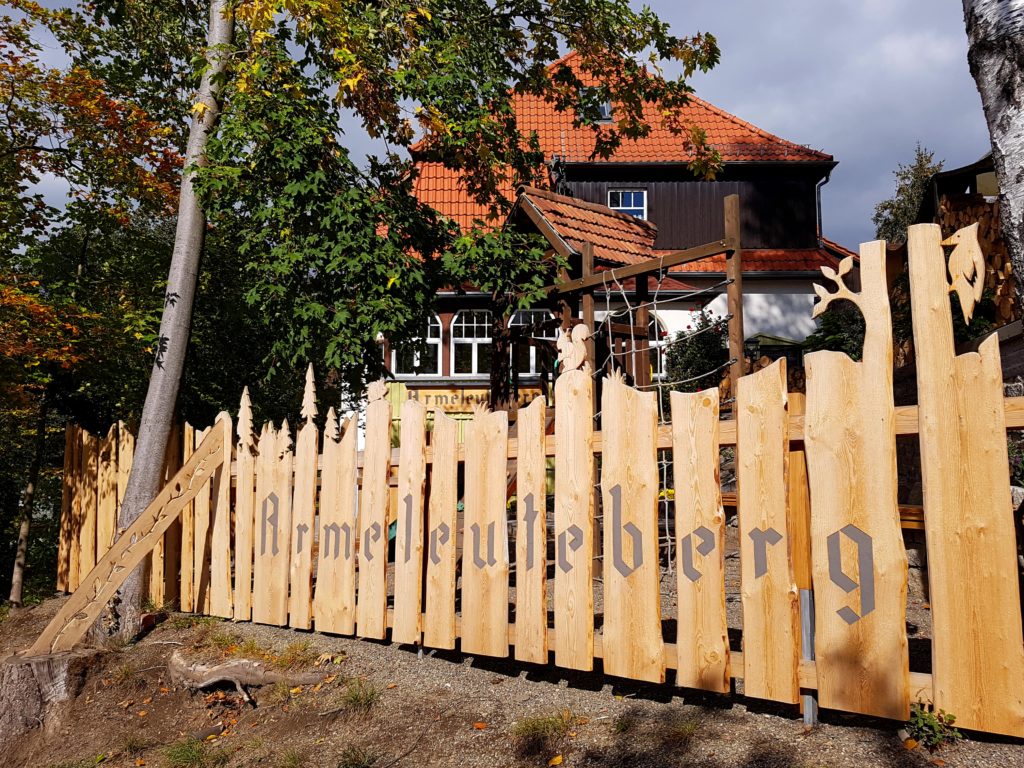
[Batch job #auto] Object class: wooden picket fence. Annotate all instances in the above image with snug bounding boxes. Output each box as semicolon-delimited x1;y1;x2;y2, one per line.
31;224;1024;738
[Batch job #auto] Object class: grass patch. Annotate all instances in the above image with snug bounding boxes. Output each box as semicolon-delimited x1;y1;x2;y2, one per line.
277;639;319;669
168;614;217;631
512;709;581;756
165;737;228;768
612;711;639;734
117;732;153;757
260;680;294;707
342;678;381;713
337;745;379;768
661;716;700;747
276;748;307;768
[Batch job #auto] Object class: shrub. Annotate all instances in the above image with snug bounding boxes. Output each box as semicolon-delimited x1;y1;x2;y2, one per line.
907;701;963;750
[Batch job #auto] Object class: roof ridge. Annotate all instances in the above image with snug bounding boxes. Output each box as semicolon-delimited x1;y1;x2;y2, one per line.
518;185;659;235
685;94;832;161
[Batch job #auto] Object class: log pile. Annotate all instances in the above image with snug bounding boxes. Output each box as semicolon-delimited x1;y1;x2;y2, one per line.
939;193;1017;323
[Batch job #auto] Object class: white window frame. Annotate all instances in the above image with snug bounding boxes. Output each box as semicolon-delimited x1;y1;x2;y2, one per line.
510;309;557;376
390;313;443;378
648;312;669;380
451;309;492;378
607;188;647;219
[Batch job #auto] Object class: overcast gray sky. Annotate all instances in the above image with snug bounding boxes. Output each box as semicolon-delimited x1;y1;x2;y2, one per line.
678;0;989;249
31;1;988;251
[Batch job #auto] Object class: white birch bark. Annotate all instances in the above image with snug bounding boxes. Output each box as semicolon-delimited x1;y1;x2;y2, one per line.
964;0;1024;313
114;0;234;636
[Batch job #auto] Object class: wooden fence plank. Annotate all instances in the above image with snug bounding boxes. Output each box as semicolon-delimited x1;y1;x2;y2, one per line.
805;241;909;720
57;424;74;593
252;423;277;624
736;359;799;704
393;398;428;645
423;410;459;650
233;394;256;621
514;397;548;664
554;364;595;671
601;373;663;683
314;411;358;634
672;388;730;693
180;424;195;612
192;426;212;613
161;427;182;607
289;369;319;629
461;405;510;657
357;383;392;639
79;430;98;585
96;424;118;561
209;415;234;618
908;223;1024;736
69;426;82;591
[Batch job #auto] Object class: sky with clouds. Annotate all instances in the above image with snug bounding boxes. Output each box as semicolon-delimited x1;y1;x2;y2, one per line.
29;0;989;251
677;0;989;249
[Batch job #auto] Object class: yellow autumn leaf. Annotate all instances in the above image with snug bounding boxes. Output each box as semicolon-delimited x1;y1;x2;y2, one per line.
548;756;563;766
191;101;209;116
387;275;399;289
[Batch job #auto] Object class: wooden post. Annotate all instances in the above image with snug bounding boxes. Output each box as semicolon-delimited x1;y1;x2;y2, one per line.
724;195;745;398
581;243;596;371
635;275;651;388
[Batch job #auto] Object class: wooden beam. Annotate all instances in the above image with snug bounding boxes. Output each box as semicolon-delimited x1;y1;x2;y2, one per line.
724;194;745;395
550;239;729;296
581;242;596;369
634;274;651;388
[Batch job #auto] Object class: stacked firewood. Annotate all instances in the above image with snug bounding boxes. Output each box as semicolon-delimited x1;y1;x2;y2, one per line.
939;193;1017;323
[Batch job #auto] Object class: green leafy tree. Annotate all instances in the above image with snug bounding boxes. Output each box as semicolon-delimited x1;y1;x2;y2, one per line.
872;143;943;244
664;310;728;406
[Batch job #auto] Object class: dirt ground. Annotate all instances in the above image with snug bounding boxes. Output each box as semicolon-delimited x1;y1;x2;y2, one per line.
3;596;1023;768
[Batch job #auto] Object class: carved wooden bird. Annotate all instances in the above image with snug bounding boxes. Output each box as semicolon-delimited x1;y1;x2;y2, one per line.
943;223;986;324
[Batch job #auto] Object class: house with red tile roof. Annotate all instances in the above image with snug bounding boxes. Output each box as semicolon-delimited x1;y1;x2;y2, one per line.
389;52;853;411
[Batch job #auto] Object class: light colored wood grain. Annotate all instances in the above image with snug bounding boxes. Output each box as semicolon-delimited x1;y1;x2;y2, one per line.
600;373;663;682
289;369;319;629
57;424;74;592
252;423;279;624
180;424;195;612
26;426;227;655
785;395;812;593
736;359;800;704
192;426;212;613
461;406;510;657
314;411;358;634
69;426;81;591
79;431;98;585
424;410;459;650
161;427;183;608
672;387;730;693
116;422;133;516
393;398;428;645
554;368;595;671
209;415;234;618
233;393;255;621
908;223;1024;736
514;397;548;664
805;241;909;720
96;424;118;561
357;389;392;639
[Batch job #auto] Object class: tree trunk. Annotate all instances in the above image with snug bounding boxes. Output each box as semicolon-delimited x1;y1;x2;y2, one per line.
963;0;1024;315
113;0;234;638
489;301;512;412
8;397;48;607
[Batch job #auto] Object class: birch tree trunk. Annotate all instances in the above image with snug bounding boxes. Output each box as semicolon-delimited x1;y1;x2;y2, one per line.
963;0;1024;313
113;0;234;638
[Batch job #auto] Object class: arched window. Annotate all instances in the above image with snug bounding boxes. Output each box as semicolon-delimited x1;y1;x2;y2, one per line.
510;309;557;375
649;313;669;380
391;314;442;377
451;310;492;376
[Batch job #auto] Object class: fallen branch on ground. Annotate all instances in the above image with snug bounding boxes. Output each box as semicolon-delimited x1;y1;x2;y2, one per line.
168;650;323;706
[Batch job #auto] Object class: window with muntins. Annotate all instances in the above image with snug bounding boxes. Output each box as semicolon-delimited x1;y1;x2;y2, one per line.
608;189;647;219
510;309;558;375
648;313;668;380
391;314;442;376
452;310;492;376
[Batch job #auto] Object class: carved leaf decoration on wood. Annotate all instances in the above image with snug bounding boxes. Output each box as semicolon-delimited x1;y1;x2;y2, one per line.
812;256;861;320
942;223;985;324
